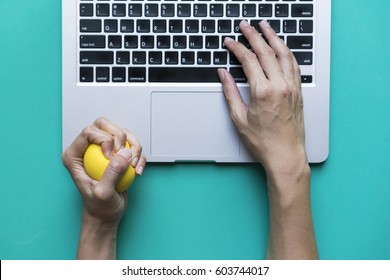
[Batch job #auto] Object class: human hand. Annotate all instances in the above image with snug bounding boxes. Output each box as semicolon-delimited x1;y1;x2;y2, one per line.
218;20;307;175
62;117;146;226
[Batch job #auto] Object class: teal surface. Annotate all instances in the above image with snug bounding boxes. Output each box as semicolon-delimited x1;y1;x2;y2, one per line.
0;0;389;260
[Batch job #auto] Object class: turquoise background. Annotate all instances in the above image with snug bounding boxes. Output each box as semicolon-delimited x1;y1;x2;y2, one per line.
0;0;389;260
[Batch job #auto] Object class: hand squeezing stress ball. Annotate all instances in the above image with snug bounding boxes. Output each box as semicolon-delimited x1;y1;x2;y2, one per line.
84;142;135;192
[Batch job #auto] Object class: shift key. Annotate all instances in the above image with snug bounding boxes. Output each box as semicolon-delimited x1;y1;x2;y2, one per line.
80;51;114;64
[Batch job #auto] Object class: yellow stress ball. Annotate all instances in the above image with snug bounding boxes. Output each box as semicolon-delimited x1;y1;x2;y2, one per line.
83;142;135;192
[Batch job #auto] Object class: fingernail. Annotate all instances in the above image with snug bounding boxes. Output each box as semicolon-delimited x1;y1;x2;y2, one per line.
261;20;270;28
117;148;132;162
240;20;250;27
131;156;139;167
136;166;144;176
217;68;226;81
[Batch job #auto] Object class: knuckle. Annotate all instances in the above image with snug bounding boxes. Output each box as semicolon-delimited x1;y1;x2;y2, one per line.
61;150;70;167
242;50;257;63
253;83;272;101
108;156;128;176
279;47;293;59
258;46;275;57
80;125;95;138
93;117;108;126
279;83;291;98
117;131;127;144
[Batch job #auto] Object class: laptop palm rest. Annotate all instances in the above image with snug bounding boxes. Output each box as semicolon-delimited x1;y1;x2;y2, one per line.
151;92;240;159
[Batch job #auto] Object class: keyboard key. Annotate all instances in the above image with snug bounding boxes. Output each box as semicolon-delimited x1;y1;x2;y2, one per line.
149;51;163;64
205;36;219;49
210;4;223;17
259;4;272;17
292;4;313;17
80;35;105;48
243;4;256;17
301;75;313;84
104;19;118;33
140;35;154;49
202;20;215;33
149;67;220;82
293;52;313;65
128;67;146;83
194;4;207;17
189;36;203;49
287;36;313;49
124;35;138;49
132;51;146;64
299;20;313;33
157;36;170;49
96;67;110;83
218;20;231;33
169;20;183;33
80;67;93;82
96;4;109;17
145;4;159;17
80;19;101;32
177;4;191;17
161;4;175;17
181;52;195;64
165;52;179;65
197;52;211;65
80;51;114;64
226;4;239;17
112;4;126;17
120;20;134;33
230;67;247;83
129;4;142;17
213;52;227;65
137;20;150;33
173;36;186;49
275;4;289;17
108;35;122;48
185;20;199;33
80;4;93;17
283;20;297;33
153;20;166;33
116;51;130;64
112;67;126;82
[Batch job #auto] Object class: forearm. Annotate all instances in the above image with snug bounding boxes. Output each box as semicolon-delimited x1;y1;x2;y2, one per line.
77;209;119;260
266;162;318;260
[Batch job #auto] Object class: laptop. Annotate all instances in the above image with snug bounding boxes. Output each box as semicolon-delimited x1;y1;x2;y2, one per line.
62;0;331;163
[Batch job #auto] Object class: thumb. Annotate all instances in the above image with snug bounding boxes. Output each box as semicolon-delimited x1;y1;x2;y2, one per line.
99;148;133;192
218;68;248;126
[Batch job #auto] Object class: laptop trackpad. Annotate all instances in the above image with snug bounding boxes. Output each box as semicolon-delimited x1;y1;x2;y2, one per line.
151;92;240;159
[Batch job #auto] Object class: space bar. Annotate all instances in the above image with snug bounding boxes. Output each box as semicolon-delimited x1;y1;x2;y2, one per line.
149;67;221;83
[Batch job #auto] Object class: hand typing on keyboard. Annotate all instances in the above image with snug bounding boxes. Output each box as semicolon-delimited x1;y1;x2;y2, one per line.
218;20;318;260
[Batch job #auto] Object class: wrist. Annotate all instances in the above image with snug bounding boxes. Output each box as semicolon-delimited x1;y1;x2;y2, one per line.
81;208;121;230
266;160;311;208
77;209;119;260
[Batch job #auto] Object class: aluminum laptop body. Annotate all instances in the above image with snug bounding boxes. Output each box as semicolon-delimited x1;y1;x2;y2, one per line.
62;0;331;163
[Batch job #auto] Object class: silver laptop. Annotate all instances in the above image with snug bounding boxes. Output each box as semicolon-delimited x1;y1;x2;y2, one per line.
62;0;331;163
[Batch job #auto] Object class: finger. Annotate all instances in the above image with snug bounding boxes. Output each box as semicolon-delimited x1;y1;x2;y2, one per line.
218;68;248;126
223;35;267;86
62;125;114;191
123;129;143;167
239;20;282;80
259;20;295;80
63;125;113;169
98;148;132;196
93;117;127;153
135;155;147;176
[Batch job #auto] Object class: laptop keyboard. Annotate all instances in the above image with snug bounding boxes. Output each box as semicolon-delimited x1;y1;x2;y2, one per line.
78;0;315;84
